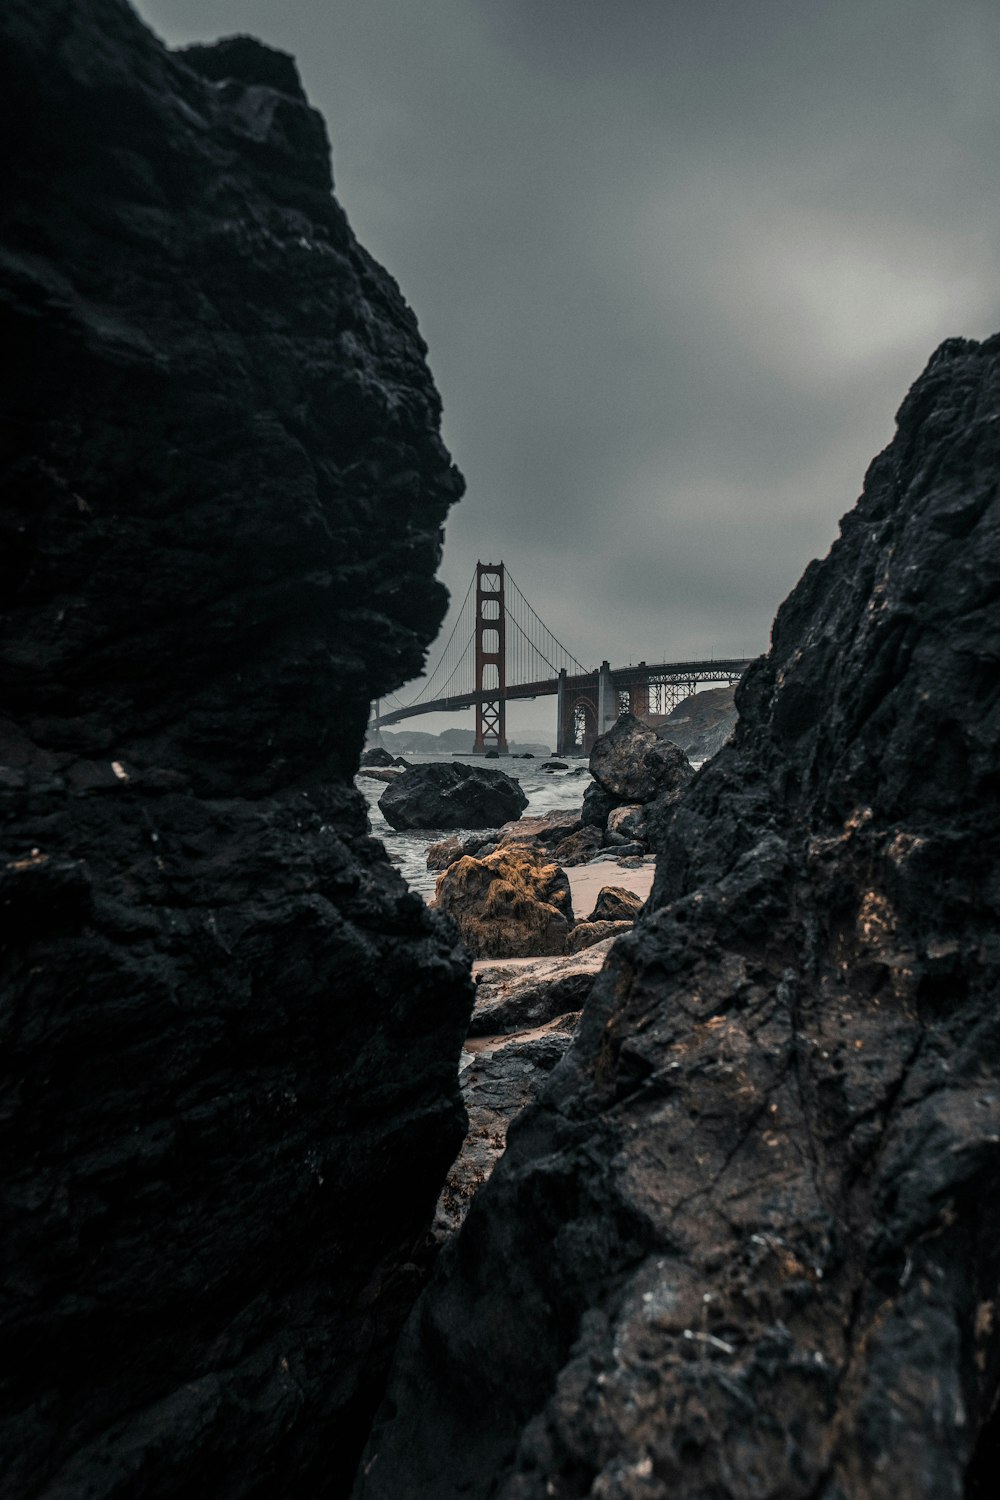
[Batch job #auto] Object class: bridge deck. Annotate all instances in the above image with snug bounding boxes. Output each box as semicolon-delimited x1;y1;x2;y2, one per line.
375;659;752;726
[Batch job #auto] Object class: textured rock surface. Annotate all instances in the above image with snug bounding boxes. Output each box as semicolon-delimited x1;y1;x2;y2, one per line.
433;846;573;959
378;760;528;830
548;825;605;866
435;1018;580;1241
564;918;633;953
495;808;584;847
0;4;471;1497
585;884;644;923
356;335;1000;1499
589;712;694;804
468;939;619;1038
605;803;647;844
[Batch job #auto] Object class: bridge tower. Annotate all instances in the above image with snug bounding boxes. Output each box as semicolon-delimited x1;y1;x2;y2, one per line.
473;561;508;754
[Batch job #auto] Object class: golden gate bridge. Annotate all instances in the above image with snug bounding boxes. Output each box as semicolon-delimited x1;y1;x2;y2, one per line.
372;562;752;755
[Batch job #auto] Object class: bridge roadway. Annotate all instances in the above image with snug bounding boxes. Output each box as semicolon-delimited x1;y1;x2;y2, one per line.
374;658;753;727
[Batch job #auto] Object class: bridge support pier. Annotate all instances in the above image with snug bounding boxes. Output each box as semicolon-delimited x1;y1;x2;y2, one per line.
597;660;616;737
556;668;572;757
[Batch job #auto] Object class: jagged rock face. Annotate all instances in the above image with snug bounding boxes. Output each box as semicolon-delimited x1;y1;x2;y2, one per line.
0;3;471;1497
356;335;1000;1500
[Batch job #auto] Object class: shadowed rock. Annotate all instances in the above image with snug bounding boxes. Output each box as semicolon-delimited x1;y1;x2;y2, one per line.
0;3;471;1496
379;761;528;830
590;712;694;804
354;334;1000;1498
468;939;619;1037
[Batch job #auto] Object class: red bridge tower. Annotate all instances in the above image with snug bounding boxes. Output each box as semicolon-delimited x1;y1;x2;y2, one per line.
473;561;507;754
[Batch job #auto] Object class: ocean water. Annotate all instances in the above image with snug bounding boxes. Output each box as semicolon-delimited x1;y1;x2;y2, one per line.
355;752;593;899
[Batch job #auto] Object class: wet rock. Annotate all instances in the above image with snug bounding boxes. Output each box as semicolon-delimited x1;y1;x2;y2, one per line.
356;334;1000;1499
540;760;568;771
585;885;644;923
360;747;397;768
565;919;632;953
586;841;646;862
495;808;584;847
547;826;605;866
434;1018;579;1240
433;846;572;958
0;4;470;1497
379;761;528;831
468;939;618;1036
605;803;647;844
590;712;695;804
581;781;618;830
425;833;488;871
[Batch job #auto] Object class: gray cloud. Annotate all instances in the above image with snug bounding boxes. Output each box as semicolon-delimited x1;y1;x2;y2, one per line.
134;0;1000;733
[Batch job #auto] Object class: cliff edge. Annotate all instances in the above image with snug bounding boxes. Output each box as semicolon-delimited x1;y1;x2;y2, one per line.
0;2;471;1495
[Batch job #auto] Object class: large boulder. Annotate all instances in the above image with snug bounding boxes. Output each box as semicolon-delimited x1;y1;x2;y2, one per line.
425;832;489;871
589;712;695;804
379;761;528;830
0;6;471;1497
355;334;1000;1499
434;846;572;958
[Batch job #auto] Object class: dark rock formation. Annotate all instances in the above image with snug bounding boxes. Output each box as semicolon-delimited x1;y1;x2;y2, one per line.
589;712;694;805
378;761;528;830
435;1018;580;1241
496;808;584;847
547;825;605;866
467;940;618;1039
355;334;1000;1499
585;884;644;923
433;846;573;959
658;682;738;762
360;748;398;768
605;802;647;844
0;4;471;1497
426;832;490;871
581;780;617;829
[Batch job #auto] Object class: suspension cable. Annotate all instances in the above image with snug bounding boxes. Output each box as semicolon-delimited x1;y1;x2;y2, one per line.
407;570;476;704
505;568;587;674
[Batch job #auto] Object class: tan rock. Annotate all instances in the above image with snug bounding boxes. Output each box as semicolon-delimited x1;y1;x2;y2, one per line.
433;846;573;958
565;919;632;953
585;885;644;923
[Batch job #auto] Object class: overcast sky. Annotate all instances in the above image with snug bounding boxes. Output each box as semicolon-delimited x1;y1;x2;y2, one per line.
135;0;1000;736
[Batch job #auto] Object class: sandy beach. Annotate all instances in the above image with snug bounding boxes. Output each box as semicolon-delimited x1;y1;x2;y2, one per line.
565;860;654;920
